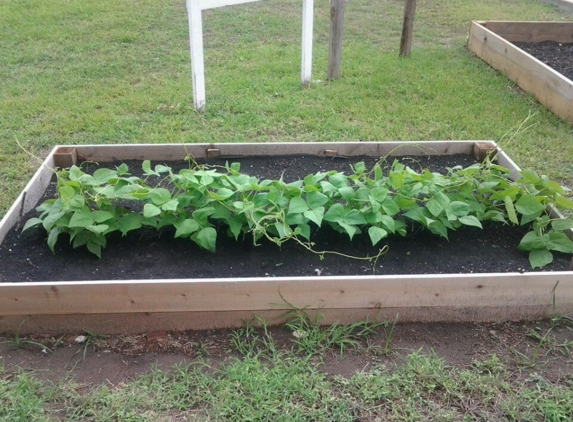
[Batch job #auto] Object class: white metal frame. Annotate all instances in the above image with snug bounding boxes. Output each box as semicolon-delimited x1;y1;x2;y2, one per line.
186;0;314;112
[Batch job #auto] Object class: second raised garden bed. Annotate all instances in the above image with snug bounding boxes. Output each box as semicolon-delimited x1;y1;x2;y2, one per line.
1;141;573;334
468;21;573;124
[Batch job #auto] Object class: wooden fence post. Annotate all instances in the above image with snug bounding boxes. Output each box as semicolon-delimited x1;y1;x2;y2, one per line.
399;0;417;57
327;0;345;80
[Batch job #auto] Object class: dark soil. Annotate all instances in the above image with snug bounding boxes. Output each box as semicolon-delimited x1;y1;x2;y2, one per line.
1;154;571;283
513;40;573;81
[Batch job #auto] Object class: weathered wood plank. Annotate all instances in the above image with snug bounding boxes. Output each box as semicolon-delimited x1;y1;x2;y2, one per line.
67;141;488;163
1;274;571;316
327;0;345;80
0;304;557;335
0;149;55;244
468;21;573;124
399;0;417;57
480;21;573;43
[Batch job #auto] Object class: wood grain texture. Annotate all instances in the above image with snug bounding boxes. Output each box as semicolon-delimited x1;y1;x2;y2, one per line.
327;0;345;80
399;0;417;57
468;21;573;124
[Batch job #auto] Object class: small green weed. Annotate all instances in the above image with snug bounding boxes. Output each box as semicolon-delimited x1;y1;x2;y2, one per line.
285;312;385;357
0;321;52;354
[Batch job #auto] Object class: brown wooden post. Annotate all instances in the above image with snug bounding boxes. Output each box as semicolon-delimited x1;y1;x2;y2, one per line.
399;0;417;57
327;0;345;80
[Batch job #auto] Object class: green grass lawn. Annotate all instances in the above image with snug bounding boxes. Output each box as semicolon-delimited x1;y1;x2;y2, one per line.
1;0;573;216
2;0;573;419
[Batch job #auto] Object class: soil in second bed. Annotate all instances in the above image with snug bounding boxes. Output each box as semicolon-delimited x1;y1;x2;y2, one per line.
0;154;571;283
513;40;573;81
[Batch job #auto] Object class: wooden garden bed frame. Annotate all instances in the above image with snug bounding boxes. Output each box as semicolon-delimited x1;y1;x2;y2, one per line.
468;21;573;124
1;141;572;334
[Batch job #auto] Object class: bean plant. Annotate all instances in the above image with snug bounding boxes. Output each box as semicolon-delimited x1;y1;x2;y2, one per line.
22;156;573;269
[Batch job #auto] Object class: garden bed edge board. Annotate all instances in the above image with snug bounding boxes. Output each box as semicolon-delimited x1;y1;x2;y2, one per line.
467;20;573;124
1;141;571;334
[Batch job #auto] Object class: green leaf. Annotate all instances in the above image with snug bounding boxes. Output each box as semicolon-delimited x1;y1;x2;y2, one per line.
504;196;519;225
143;203;161;218
380;215;396;233
547;232;573;253
118;214;143;235
228;216;243;240
518;231;546;251
551;219;573;231
192;207;215;226
306;191;328;209
72;230;91;248
68;194;84;209
483;210;507;224
529;249;553;269
193;227;217;252
369;187;388;202
555;195;573;210
68;209;94;228
155;164;171;174
339;222;359;240
116;163;129;175
328;173;348;189
161;199;179;212
47;227;62;253
338;187;355;201
86;241;102;259
446;201;470;218
303;207;324;226
59;185;75;202
93;168;118;185
515;194;546;216
22;217;43;233
274;223;293;239
42;210;65;232
458;215;482;229
142;160;158;176
353;162;366;173
491;186;520;201
294;223;311;240
92;211;115;223
149;188;171;206
323;204;345;223
158;214;178;229
344;210;367;225
85;224;109;235
381;199;400;216
368;226;388;246
174;218;200;238
426;198;444;217
374;164;383;181
210;188;235;200
68;166;83;181
319;181;338;196
288;196;309;214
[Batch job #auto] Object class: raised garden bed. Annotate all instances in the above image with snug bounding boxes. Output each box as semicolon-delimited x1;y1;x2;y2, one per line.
468;21;573;124
1;141;573;334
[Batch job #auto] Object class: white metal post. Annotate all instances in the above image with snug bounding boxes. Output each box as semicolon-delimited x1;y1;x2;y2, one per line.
186;0;313;111
301;0;313;86
187;0;206;112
